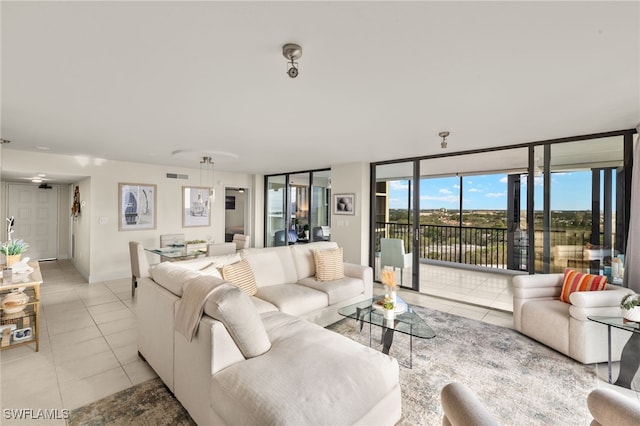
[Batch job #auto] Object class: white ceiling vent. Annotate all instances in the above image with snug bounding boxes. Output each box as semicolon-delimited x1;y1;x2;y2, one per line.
166;173;189;180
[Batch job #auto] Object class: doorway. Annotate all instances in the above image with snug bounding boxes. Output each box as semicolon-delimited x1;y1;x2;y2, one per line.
7;183;59;261
224;188;247;242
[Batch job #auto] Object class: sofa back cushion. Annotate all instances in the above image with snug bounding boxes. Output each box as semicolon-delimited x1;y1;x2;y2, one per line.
561;268;608;303
241;246;297;287
149;262;200;297
204;283;271;358
290;241;338;280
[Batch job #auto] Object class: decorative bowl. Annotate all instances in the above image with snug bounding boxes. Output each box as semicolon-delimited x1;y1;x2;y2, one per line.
1;291;28;314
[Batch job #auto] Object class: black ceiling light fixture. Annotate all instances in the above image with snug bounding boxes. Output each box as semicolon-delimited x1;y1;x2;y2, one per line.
439;131;450;149
283;43;302;78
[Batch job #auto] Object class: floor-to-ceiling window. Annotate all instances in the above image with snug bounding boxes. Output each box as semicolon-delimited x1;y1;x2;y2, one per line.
264;169;330;247
371;131;633;302
532;136;624;276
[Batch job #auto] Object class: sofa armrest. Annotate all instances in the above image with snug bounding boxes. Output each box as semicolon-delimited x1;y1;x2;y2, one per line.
344;263;373;299
569;286;634;309
441;382;500;426
513;274;563;332
588;388;640;426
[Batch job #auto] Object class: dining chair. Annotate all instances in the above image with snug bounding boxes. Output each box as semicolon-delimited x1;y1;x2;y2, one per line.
232;234;251;250
312;227;330;241
380;238;412;285
129;241;150;297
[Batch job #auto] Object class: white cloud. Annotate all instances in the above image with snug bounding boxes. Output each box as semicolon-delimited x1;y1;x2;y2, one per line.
499;176;508;184
390;181;409;191
439;188;453;194
486;192;506;198
420;194;459;204
452;184;460;189
468;188;482;193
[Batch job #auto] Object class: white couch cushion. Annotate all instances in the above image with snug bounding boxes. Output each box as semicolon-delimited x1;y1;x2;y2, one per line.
242;248;298;287
149;263;200;297
250;296;278;314
203;283;271;358
256;284;328;317
211;311;399;426
297;276;364;305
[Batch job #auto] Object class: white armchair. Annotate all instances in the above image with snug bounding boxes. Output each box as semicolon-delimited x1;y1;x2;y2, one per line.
513;273;634;364
380;238;412;285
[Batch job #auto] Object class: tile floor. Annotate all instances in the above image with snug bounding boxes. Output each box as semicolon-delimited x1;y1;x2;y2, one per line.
1;260;637;425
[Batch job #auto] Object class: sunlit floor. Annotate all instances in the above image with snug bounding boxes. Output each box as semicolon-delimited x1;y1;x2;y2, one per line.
1;260;637;424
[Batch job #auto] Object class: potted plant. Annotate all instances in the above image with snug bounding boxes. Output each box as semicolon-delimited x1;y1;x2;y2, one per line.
382;298;395;320
1;239;29;266
620;294;640;322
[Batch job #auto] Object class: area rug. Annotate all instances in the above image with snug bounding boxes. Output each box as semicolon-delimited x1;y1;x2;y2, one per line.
68;378;195;426
327;305;597;425
69;306;598;425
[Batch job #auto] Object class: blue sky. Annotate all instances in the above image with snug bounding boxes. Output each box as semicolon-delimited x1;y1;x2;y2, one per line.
388;171;603;211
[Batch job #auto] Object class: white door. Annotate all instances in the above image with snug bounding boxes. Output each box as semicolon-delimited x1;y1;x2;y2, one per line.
7;184;59;261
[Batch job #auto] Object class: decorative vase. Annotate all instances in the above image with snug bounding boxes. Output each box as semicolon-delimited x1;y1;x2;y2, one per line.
383;309;395;320
622;306;640;322
5;254;21;267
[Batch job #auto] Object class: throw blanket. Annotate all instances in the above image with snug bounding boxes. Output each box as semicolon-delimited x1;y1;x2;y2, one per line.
175;275;222;342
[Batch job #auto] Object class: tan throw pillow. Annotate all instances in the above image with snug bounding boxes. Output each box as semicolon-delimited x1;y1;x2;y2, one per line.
221;259;258;296
313;247;345;282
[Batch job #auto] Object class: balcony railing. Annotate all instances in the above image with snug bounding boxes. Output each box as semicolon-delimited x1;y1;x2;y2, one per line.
375;222;599;271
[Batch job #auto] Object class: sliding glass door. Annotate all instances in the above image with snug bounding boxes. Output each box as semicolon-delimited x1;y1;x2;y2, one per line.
373;162;418;290
264;169;331;247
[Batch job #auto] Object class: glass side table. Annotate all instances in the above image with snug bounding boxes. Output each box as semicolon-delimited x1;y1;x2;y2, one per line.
588;316;640;388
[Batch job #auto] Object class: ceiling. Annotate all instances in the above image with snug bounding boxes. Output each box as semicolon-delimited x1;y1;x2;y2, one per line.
1;1;639;182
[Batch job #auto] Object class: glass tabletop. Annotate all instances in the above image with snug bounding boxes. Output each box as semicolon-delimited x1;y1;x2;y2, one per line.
588;316;640;334
338;296;435;339
144;246;206;259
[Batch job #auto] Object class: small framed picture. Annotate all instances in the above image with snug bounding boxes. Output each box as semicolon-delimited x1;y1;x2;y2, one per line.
12;327;32;342
119;183;157;231
183;186;211;227
334;193;355;215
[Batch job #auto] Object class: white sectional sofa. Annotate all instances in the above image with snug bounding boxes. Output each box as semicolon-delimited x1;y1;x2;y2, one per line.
137;241;401;425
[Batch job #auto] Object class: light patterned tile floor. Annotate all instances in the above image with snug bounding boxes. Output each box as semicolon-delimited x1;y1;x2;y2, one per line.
1;259;637;423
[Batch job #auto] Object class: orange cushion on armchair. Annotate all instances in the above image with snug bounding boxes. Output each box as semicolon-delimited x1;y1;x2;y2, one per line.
560;268;608;303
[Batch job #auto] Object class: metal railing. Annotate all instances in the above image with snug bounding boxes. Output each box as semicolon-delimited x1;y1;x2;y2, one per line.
375;221;600;270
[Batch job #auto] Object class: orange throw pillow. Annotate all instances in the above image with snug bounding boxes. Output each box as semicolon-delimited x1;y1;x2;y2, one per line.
560;268;607;303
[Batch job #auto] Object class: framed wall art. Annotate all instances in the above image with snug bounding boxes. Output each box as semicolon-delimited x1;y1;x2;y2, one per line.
333;193;355;215
183;186;211;227
118;183;157;231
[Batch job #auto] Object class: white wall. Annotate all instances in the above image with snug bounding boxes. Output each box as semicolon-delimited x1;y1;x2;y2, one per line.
3;149;372;281
330;162;370;265
4;149;257;282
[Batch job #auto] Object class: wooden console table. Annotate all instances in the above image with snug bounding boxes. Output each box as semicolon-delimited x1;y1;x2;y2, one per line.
1;262;42;352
